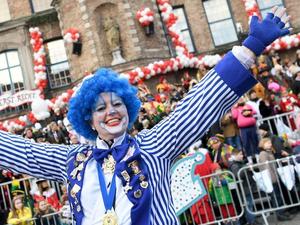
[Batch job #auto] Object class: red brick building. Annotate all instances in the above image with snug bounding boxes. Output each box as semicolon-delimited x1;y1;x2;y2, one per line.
0;0;299;121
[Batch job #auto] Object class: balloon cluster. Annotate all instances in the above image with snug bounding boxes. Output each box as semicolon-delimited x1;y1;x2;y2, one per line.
119;0;222;83
266;33;300;51
136;7;154;27
243;0;261;18
64;28;80;43
29;27;47;92
158;0;189;57
49;89;75;112
243;0;300;52
1;0;224;129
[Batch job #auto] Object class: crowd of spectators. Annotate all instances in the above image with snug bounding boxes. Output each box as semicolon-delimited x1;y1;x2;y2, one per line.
1;49;300;225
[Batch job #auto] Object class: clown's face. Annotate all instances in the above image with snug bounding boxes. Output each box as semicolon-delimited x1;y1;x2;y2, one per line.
91;92;128;141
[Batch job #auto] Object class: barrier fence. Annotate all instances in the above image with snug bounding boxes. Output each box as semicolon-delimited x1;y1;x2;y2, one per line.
256;110;300;135
237;155;300;225
179;170;243;225
1;112;300;225
1;156;300;225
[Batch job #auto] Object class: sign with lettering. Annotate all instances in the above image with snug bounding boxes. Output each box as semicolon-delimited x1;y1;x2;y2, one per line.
0;90;40;111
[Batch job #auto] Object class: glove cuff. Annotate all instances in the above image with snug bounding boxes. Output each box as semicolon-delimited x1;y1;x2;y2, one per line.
242;35;265;56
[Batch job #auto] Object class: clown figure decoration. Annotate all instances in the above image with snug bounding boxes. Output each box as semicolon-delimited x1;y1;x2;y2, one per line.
0;7;292;225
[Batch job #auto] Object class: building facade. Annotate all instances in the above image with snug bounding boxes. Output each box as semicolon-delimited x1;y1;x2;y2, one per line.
0;0;299;121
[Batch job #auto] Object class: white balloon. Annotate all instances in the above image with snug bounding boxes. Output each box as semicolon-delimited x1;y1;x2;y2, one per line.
31;97;50;121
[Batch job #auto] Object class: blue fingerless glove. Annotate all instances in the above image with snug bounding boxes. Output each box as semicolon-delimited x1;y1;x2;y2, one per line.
243;13;290;56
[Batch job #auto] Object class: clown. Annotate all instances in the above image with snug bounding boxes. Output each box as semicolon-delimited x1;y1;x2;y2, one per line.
0;7;291;225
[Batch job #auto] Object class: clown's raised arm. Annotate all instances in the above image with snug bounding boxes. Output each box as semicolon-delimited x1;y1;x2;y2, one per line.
136;7;291;161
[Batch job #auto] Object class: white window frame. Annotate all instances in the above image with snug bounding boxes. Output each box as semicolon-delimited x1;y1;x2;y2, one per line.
203;0;238;46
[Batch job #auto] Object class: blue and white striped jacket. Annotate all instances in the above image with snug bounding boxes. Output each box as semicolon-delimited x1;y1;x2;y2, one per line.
0;52;256;224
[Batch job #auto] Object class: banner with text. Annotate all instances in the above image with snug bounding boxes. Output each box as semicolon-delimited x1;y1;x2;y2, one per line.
0;90;40;111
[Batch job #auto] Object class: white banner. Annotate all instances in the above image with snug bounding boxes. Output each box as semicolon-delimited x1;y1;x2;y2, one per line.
0;90;40;111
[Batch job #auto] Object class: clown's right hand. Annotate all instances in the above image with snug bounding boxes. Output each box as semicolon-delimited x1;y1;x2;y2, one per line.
243;6;291;56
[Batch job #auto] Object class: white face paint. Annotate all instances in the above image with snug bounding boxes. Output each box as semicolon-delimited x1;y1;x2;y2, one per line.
91;92;129;141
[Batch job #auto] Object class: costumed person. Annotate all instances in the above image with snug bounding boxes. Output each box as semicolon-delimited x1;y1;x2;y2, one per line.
208;163;237;223
190;147;215;224
207;136;234;169
0;7;291;225
33;179;62;212
7;195;33;225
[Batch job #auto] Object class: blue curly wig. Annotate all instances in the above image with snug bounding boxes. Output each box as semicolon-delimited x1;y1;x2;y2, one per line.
67;68;141;140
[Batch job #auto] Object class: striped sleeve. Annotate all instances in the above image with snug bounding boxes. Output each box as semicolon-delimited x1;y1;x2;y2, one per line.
137;52;257;161
0;130;83;182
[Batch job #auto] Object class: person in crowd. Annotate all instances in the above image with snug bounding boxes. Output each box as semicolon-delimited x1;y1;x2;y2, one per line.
181;72;192;92
47;121;68;144
207;136;234;169
279;87;300;130
7;195;33;225
34;199;61;225
221;112;242;151
259;94;278;134
23;128;35;142
257;55;272;87
33;179;61;212
247;90;262;119
258;123;290;159
208;163;237;224
191;147;215;224
229;149;262;225
52;108;64;122
232;97;259;164
295;49;300;67
258;138;292;221
0;8;291;225
292;69;300;95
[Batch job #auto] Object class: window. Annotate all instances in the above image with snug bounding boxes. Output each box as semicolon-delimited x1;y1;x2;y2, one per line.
31;0;53;13
46;39;71;89
203;0;238;46
0;51;25;95
0;50;29;116
0;0;11;23
173;7;195;52
257;0;284;18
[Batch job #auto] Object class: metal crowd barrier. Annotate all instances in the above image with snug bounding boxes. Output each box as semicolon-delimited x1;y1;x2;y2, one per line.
238;155;300;225
0;177;64;211
5;211;71;225
256;110;300;134
2;155;300;225
178;170;243;225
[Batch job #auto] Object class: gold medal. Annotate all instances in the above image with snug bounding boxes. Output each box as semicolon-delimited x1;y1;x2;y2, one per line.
76;153;86;162
128;160;141;175
102;210;118;225
102;155;116;174
140;180;149;189
134;189;142;198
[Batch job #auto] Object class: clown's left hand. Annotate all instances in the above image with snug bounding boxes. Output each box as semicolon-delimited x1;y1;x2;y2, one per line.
243;6;292;56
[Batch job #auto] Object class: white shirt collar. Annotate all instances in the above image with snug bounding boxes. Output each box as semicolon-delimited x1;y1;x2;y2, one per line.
96;133;126;149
